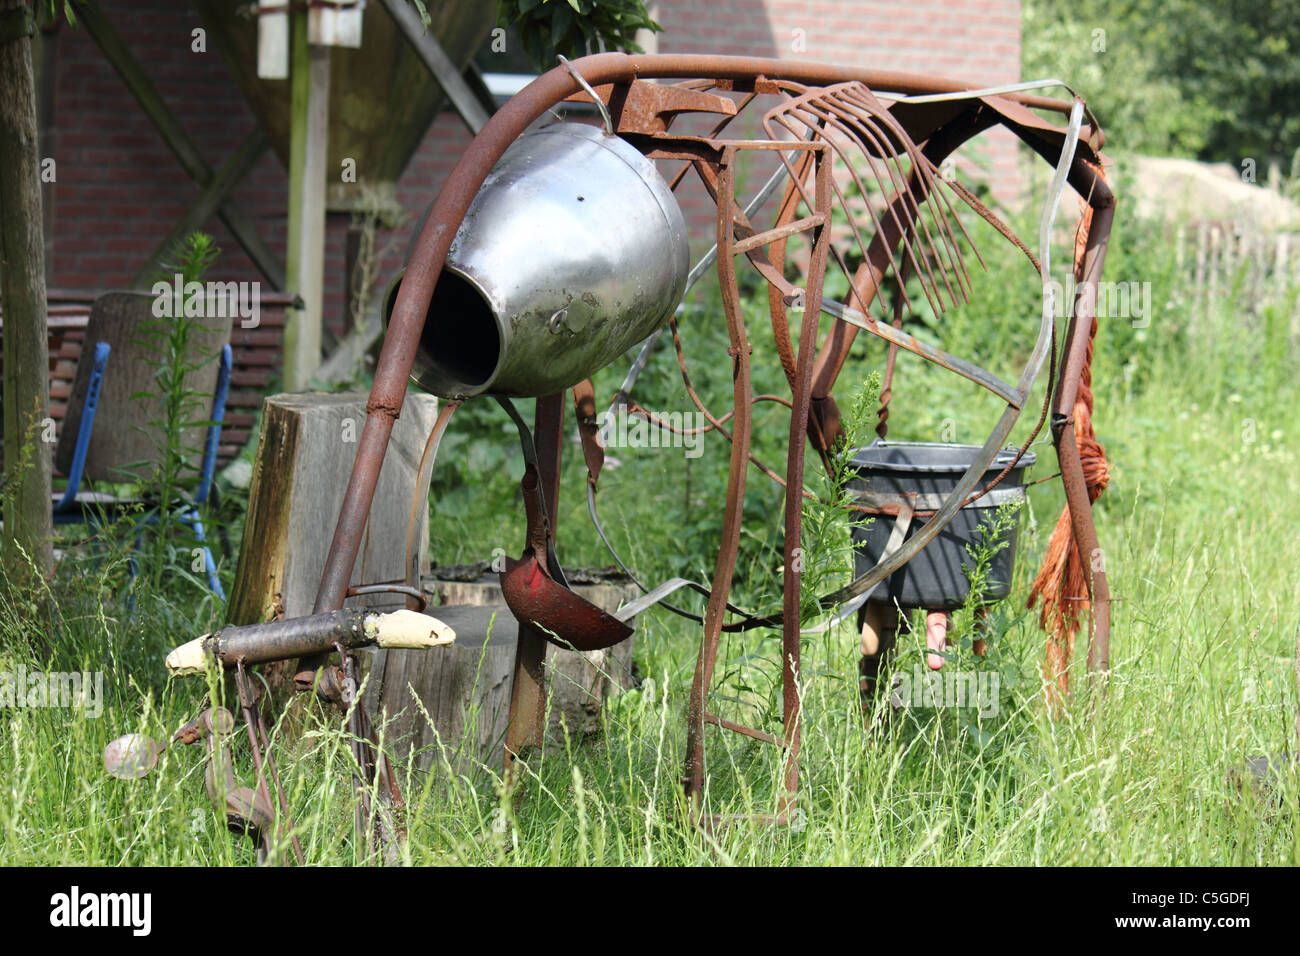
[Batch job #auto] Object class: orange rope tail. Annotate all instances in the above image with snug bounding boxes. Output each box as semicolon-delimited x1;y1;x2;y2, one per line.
1027;162;1111;701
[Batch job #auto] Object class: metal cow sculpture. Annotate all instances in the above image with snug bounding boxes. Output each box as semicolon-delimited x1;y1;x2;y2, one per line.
165;54;1115;840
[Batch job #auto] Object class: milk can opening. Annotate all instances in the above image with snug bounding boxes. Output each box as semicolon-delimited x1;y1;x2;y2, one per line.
421;270;501;393
384;269;503;397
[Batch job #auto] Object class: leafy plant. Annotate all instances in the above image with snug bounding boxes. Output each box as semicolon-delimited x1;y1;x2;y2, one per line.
491;0;659;71
132;232;222;593
797;372;880;627
39;1;75;27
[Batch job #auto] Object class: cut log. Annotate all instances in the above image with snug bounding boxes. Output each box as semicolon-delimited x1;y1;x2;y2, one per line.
361;603;517;779
361;572;637;777
227;391;439;626
439;574;638;742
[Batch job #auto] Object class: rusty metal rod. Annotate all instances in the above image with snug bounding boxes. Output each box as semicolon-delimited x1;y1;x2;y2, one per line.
309;53;1081;631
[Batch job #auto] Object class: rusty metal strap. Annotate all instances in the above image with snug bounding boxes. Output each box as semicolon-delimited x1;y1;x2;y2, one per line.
855;485;1027;513
822;299;1024;407
496;394;570;589
573;379;605;488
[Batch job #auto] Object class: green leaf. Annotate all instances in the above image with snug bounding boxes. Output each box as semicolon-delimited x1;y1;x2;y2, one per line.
550;2;573;50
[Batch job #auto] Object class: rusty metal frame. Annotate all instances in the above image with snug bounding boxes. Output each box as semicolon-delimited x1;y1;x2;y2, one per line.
263;53;1114;829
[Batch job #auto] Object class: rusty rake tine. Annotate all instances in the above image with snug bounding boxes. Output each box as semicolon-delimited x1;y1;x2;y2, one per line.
782;91;978;340
841;86;984;294
812;93;919;238
922;161;986;286
758;86;832;207
776;106;933;323
827;89;968;309
833;85;973;299
778;105;932;320
790;91;934;287
764;110;898;319
779;96;941;317
947;175;1032;271
758;115;816;221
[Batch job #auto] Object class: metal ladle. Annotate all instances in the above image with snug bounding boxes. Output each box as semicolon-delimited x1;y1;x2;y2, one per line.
496;396;633;652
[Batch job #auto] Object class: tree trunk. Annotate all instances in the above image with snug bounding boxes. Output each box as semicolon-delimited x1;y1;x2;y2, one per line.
0;0;53;586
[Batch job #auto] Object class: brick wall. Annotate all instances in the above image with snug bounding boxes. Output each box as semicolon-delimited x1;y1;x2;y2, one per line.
650;0;1022;229
42;0;1021;333
44;2;474;340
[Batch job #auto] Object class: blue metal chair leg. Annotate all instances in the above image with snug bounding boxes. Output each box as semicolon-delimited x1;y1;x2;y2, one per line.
188;343;233;601
185;508;225;600
53;342;110;518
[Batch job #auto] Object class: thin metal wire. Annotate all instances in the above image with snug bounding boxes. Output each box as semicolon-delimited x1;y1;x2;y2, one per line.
557;54;613;134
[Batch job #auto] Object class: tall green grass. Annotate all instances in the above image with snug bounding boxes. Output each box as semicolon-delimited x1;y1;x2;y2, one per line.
2;190;1297;866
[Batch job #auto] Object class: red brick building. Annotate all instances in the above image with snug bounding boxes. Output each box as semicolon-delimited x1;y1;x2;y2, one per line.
39;0;1022;342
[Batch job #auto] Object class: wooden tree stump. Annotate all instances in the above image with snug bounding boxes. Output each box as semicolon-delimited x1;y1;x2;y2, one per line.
227;391;439;625
361;571;637;777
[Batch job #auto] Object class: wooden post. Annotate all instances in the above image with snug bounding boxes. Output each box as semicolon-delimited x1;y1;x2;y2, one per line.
227;392;439;626
283;13;329;391
0;0;53;583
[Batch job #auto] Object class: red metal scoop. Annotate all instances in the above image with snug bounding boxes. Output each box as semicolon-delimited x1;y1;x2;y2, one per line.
499;464;632;652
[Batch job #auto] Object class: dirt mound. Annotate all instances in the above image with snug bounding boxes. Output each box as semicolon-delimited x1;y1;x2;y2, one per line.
1121;155;1300;229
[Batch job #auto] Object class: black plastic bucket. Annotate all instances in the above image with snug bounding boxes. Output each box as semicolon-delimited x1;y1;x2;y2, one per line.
848;441;1035;611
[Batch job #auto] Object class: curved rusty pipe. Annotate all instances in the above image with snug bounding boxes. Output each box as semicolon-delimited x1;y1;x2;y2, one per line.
306;54;1088;678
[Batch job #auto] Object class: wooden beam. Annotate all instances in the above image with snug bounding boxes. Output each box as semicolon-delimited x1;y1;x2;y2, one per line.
378;0;490;135
131;127;270;288
0;0;53;583
283;12;329;390
73;0;286;289
461;61;500;123
314;309;383;386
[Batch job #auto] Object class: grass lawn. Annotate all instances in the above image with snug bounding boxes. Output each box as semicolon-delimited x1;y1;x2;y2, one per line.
2;191;1297;866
